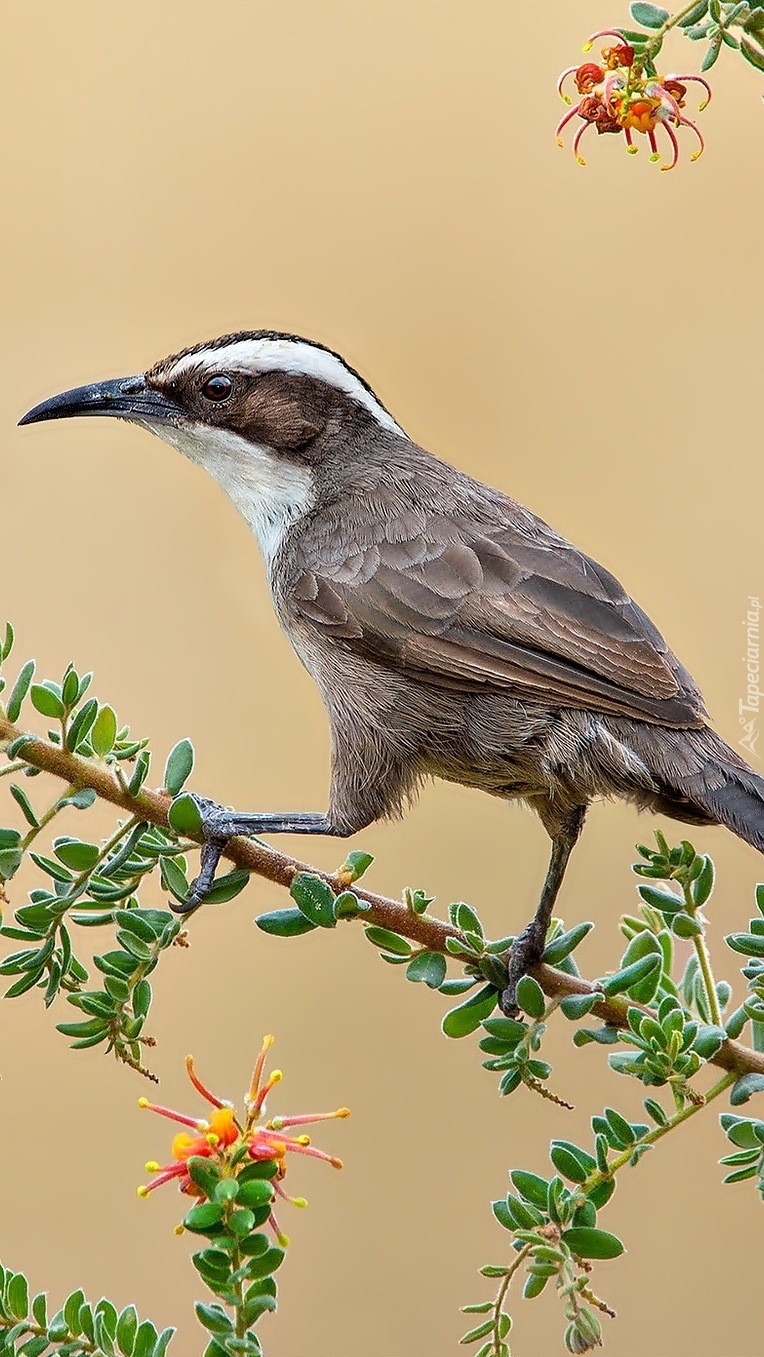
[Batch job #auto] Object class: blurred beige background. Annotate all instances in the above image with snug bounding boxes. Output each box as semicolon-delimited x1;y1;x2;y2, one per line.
1;2;762;1353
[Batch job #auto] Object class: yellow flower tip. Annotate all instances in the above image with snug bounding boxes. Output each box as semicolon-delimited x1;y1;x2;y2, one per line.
556;138;565;149
293;1196;308;1209
270;1070;283;1084
296;1135;311;1146
144;1161;161;1173
266;1118;282;1131
559;94;572;106
137;1097;150;1109
649;152;660;162
137;1185;150;1199
336;1108;351;1119
691;150;702;162
184;1053;194;1068
174;1224;185;1236
277;1232;290;1248
576;156;587;167
262;1034;275;1050
627;146;638;156
206;1133;220;1147
699;99;710;111
660;163;674;172
582;40;593;52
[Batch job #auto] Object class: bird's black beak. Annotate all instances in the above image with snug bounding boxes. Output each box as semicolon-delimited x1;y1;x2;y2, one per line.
18;376;182;428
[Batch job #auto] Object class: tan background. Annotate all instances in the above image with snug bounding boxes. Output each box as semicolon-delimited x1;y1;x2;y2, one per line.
1;2;762;1353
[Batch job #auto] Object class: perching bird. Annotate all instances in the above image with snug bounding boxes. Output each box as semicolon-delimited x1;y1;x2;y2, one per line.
19;331;764;1008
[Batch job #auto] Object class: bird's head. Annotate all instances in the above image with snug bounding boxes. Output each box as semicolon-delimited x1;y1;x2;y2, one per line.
19;331;405;563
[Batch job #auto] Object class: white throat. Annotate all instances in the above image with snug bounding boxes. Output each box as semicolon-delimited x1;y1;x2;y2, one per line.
143;420;314;571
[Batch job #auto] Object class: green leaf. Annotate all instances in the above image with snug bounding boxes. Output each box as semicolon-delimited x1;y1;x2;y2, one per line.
600;953;661;996
730;1073;764;1105
65;698;98;751
6;659;35;722
637;885;683;915
132;1322;160;1357
9;783;39;827
30;683;65;719
561;1227;625;1260
290;872;336;928
510;1170;549;1210
236;1177;276;1210
406;951;447;988
243;1245;285;1277
515;975;545;1020
133;979;152;1021
742;32;764;68
342;849;374;881
542;922;592;966
491;1198;515;1232
204;869;250;905
184;1201;224;1231
643;1097;668;1126
167;793;203;836
54;838;100;871
442;984;498;1038
0;619;14;660
334;890;367;918
691;856;714;908
482;1015;527;1042
701;33;723;69
163;738;194;794
128;751;151;795
256;907;317;937
91;705;118;757
460;1319;494;1344
726;932;764;958
629;3;670;27
605;1108;635;1146
550;1140;595;1184
160;856;190;902
560;993;597;1020
364;925;411;955
7;1271;29;1319
195;1303;233;1335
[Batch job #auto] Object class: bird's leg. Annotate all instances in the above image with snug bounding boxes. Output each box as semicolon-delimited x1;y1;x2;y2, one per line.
172;795;347;915
500;805;587;1016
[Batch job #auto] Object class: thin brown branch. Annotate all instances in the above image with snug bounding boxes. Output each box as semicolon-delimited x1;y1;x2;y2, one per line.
2;715;763;1078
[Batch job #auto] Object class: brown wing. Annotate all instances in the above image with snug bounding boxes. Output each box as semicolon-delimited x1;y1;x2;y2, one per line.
290;506;705;728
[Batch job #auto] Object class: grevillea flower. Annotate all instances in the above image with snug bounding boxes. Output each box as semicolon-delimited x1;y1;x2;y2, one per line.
137;1036;349;1242
556;31;711;171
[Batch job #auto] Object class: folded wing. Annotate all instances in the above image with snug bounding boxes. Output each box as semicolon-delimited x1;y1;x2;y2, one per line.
290;503;705;728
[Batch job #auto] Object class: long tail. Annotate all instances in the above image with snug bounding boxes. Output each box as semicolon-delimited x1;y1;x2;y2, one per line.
627;725;764;854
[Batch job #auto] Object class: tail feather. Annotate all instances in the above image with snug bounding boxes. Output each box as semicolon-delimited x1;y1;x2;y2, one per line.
630;726;764;854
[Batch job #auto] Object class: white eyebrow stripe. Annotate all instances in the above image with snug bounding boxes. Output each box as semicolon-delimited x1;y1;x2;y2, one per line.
169;338;404;436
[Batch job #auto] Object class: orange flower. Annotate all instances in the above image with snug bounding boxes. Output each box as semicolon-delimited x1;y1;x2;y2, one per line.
137;1037;349;1238
556;30;711;170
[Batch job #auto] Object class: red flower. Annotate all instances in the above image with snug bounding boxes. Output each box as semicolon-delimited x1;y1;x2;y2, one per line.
556;31;711;170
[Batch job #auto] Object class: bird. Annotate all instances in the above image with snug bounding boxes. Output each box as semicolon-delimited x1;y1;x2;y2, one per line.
18;330;764;1010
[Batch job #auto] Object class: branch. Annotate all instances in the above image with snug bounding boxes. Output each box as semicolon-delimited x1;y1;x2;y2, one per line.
2;714;762;1078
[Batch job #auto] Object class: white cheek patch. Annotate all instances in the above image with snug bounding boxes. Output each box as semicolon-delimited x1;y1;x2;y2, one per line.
140;420;314;570
169;337;404;437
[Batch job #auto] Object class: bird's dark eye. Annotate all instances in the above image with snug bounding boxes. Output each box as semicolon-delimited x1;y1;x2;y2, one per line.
201;374;233;402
